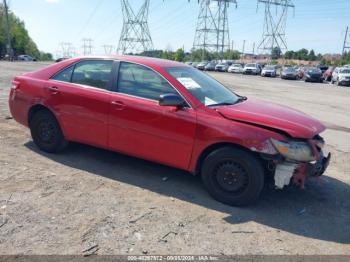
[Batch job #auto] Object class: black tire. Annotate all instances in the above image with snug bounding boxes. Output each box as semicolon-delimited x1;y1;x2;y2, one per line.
201;147;264;206
29;110;68;153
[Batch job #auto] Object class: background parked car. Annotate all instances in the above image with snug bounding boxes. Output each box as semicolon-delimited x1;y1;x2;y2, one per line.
317;65;329;74
303;67;323;83
55;57;70;63
215;62;231;72
204;62;217;71
281;67;298;80
196;61;208;70
243;63;262;75
261;65;277;77
17;55;35;61
191;62;199;68
323;66;335;81
228;64;244;73
331;67;350;86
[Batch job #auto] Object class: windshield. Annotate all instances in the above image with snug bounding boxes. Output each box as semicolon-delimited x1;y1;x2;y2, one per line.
232;64;242;67
246;64;256;67
340;69;350;74
264;66;275;70
284;68;296;72
166;67;239;106
308;68;321;73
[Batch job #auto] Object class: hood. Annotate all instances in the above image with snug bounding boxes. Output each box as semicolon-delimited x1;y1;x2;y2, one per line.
216;99;325;139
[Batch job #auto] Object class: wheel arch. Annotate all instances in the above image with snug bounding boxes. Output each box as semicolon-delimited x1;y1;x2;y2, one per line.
194;142;259;176
28;104;54;125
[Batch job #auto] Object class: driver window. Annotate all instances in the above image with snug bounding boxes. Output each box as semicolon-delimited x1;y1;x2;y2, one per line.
117;62;177;100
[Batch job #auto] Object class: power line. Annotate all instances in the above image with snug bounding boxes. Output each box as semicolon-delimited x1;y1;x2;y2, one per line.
117;0;153;55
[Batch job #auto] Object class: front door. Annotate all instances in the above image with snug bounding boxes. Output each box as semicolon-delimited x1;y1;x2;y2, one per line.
108;62;197;170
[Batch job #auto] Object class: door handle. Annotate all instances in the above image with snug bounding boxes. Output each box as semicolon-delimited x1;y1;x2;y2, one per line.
48;86;59;95
111;101;126;110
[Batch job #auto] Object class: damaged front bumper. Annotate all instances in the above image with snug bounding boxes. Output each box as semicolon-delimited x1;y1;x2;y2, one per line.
264;137;331;189
274;152;331;189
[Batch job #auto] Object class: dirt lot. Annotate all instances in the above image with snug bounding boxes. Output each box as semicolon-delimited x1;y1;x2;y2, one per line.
0;62;349;255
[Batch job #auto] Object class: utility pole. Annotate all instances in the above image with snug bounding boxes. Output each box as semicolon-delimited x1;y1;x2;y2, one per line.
252;42;256;55
82;38;93;56
342;26;350;54
3;0;13;60
241;40;246;57
193;0;237;59
257;0;295;55
117;0;153;55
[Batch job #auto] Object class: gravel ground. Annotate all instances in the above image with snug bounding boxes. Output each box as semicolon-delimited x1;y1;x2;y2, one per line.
0;62;349;255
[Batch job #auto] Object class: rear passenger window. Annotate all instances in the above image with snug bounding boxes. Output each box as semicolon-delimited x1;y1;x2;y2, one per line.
72;60;113;90
52;66;74;82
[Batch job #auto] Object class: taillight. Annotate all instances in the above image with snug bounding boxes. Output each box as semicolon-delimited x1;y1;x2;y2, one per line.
12;80;20;90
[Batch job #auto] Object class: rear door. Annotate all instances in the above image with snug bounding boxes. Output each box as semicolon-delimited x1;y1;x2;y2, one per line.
107;62;197;170
47;59;115;147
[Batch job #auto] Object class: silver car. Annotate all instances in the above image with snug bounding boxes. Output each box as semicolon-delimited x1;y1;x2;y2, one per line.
331;67;350;86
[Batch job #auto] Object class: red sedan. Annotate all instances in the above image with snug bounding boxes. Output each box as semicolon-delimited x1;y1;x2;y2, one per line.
9;56;331;206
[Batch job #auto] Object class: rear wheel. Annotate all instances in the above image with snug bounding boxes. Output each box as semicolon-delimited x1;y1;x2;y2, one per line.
29;110;68;153
201;147;264;206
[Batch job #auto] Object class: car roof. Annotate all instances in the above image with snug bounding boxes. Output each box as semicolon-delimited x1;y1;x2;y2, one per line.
69;55;187;68
26;55;189;80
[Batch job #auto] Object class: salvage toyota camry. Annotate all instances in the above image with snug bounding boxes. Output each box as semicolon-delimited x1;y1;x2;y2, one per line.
9;56;331;206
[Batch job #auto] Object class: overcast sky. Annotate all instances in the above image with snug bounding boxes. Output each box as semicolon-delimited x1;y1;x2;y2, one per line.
8;0;350;57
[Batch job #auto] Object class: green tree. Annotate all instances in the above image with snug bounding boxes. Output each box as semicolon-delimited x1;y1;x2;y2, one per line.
271;47;282;59
174;48;185;62
0;4;52;60
223;50;240;60
308;49;316;61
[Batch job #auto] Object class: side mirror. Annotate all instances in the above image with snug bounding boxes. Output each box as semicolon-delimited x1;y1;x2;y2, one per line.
159;94;186;108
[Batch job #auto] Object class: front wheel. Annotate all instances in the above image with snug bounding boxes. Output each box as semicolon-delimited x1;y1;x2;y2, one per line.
29;110;68;153
201;147;264;206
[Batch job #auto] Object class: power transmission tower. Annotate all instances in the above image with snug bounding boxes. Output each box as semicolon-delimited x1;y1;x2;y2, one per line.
342;26;350;54
59;42;74;58
103;45;115;55
3;0;13;59
117;0;153;55
82;38;93;55
193;0;237;59
257;0;295;54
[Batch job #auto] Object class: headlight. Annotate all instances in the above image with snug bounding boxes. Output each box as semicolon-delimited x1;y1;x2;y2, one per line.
306;74;311;78
270;139;315;162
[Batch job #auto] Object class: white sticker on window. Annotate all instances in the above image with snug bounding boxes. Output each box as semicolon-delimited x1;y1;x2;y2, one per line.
177;77;201;90
204;97;217;106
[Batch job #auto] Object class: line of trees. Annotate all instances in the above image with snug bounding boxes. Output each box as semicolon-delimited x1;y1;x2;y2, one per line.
284;48;323;61
0;3;52;60
139;48;241;62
